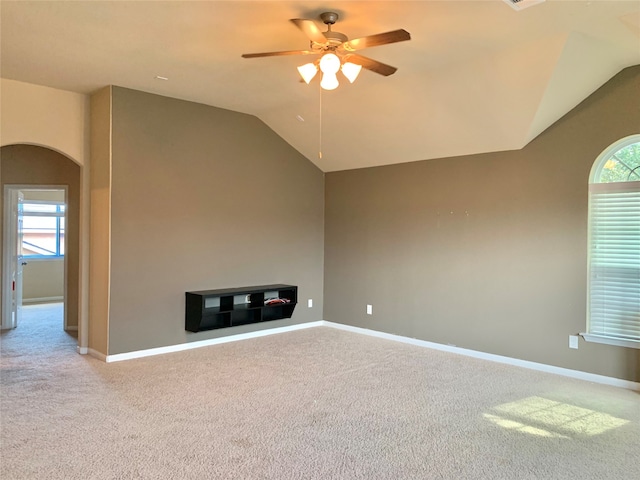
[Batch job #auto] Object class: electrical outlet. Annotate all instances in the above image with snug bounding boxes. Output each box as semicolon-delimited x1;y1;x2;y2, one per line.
366;304;373;315
308;299;313;308
569;335;579;349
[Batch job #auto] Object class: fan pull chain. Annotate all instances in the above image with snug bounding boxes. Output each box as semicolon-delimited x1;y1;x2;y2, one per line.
318;84;323;159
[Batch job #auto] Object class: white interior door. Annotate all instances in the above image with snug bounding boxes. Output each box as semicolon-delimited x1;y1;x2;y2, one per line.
15;193;25;327
2;188;24;329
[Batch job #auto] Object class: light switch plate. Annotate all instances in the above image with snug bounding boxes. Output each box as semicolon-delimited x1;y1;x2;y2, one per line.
366;304;373;315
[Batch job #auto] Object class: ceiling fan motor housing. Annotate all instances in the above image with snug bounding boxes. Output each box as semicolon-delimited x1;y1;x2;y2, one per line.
323;30;348;46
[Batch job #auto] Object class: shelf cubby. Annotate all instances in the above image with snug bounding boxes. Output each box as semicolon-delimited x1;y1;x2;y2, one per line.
185;284;298;332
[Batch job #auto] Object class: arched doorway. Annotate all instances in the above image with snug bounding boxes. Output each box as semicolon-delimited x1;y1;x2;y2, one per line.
1;145;80;346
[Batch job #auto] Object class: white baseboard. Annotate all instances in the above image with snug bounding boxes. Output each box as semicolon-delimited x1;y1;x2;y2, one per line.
76;346;88;355
323;321;640;392
104;321;325;363
89;318;639;391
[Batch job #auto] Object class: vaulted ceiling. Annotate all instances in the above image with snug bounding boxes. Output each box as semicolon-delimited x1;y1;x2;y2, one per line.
1;1;639;171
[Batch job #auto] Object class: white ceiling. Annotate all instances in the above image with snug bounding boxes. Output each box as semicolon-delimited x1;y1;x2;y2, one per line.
1;1;639;172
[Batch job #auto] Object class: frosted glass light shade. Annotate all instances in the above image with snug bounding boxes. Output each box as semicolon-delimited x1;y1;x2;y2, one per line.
319;53;341;74
320;72;339;90
341;62;362;83
297;63;318;84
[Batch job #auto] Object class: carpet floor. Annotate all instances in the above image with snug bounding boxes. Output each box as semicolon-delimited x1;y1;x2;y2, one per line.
1;304;639;479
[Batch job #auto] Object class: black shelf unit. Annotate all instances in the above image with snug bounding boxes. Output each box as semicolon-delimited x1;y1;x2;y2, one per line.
185;284;297;332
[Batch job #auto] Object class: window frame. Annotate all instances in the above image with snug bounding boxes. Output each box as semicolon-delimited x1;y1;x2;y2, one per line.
582;134;640;349
21;199;66;260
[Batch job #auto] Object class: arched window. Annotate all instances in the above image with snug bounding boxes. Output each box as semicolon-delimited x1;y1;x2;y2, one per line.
584;135;640;348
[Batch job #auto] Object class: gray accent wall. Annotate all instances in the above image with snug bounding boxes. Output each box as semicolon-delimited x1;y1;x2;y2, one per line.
101;87;324;355
324;66;640;382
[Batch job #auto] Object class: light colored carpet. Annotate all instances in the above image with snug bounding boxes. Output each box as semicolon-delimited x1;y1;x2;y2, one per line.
1;304;639;479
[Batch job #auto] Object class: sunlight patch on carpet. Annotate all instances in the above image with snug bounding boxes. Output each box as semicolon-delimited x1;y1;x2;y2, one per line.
484;396;629;438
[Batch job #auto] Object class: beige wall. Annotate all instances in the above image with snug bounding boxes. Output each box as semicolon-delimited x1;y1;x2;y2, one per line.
2;68;636;380
101;87;325;354
1;78;90;347
0;145;81;328
89;87;111;355
23;259;64;302
0;79;89;165
324;66;640;382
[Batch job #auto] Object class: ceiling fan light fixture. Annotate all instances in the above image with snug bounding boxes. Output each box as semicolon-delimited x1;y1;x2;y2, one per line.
320;72;339;90
341;62;362;83
243;12;411;89
319;53;341;75
297;63;318;84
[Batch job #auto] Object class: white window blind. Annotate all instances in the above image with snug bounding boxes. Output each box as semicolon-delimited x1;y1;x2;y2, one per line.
588;181;640;344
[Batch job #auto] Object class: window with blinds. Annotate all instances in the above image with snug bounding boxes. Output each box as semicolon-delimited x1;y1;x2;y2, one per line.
584;136;640;348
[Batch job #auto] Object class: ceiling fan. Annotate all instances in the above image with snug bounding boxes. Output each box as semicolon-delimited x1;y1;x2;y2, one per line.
241;12;411;90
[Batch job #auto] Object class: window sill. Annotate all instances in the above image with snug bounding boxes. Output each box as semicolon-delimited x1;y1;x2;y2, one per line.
23;256;64;263
580;333;640;349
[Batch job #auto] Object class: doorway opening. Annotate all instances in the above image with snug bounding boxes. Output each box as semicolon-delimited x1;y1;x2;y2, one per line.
2;187;69;335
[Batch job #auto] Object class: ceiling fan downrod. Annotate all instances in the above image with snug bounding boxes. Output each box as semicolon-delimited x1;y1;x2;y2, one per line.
319;12;347;45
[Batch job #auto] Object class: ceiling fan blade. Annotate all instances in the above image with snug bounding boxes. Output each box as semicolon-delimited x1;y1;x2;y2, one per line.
290;18;328;44
344;54;398;76
341;29;411;52
242;50;316;59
